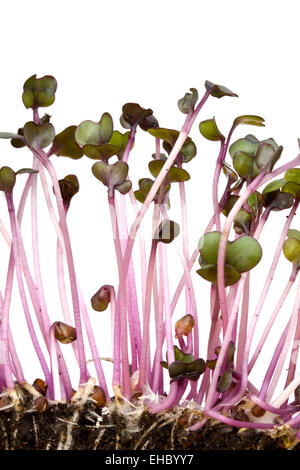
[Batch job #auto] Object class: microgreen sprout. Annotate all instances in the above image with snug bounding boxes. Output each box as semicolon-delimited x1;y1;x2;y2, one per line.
1;75;300;439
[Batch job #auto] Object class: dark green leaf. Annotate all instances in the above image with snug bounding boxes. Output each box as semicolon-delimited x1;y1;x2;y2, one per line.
52;126;83;159
169;358;206;381
263;191;294;211
0;166;16;192
139;114;159;131
115;180;132;195
216;368;233;392
179;139;197;163
121;103;153;130
282;182;300;200
148;160;190;184
75;119;105;147
247;192;261;215
233;209;252;234
15;168;38;175
262;179;286;195
11;128;26;149
284;168;300;185
226;236;262;273
222;162;238;183
178;88;198;114
199;117;224;141
58;174;79;204
198;231;221;265
222;195;239;216
92;161;129;190
148;128;179;146
83;143;119;160
174;345;194;363
287;229;300;243
23;121;55;149
229;137;259;159
109;130;130;158
196;264;241;287
205;80;238;99
98;113;113;143
22;74;57;109
255;142;282;172
283;238;300;263
233;151;254;178
232;115;265;130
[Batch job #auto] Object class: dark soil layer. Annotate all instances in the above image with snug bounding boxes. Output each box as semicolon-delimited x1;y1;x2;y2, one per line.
0;390;299;450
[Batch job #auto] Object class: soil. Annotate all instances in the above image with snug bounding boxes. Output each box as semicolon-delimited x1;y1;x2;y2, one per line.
0;386;299;450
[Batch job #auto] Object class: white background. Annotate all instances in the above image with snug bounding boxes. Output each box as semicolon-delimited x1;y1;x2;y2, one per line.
0;0;299;399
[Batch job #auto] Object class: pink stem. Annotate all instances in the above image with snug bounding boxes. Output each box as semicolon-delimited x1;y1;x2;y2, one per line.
137;241;157;390
5;191;51;391
248;266;297;372
33;148;88;385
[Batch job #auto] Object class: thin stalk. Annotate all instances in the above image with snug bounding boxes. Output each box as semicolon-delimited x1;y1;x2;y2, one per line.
32;148;88;385
0;292;24;384
49;324;61;401
31;155;51;342
5;191;51;390
117;194;142;371
259;322;290;400
248;266;297;372
236;272;250;373
212;140;225;232
137;241;157;390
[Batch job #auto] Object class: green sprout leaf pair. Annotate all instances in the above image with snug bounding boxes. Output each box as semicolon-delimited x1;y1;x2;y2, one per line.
148;128;197;163
23;121;55;150
75;113;121;160
22;75;57;109
92;160;132;195
120;103;158;131
197;231;262;286
229;134;282;179
283;229;300;266
161;346;206;382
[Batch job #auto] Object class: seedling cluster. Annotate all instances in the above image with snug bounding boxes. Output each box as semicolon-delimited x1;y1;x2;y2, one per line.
1;76;300;439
